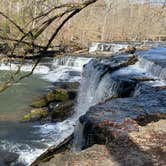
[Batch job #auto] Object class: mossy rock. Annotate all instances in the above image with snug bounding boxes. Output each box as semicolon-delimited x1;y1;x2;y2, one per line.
22;108;48;122
50;100;74;121
31;97;48;108
46;89;69;102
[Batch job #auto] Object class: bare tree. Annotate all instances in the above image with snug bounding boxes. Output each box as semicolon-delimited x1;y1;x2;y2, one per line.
0;0;98;92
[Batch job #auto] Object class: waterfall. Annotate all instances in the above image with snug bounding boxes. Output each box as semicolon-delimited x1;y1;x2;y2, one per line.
138;47;166;81
73;47;166;151
138;57;166;81
73;58;136;151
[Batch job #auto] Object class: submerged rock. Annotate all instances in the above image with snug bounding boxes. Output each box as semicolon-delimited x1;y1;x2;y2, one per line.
0;150;19;165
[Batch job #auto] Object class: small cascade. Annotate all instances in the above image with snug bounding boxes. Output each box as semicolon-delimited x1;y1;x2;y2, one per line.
52;56;91;69
138;57;166;81
0;56;92;166
138;47;166;81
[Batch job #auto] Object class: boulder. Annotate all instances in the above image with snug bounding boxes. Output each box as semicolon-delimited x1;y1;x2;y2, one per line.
30;89;70;108
46;89;69;102
47;89;69;102
125;46;136;54
49;100;74;121
31;96;48;108
79;88;166;148
22;108;48;122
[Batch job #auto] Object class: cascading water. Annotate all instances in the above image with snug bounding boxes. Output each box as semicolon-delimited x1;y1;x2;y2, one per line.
73;57;138;150
0;56;91;166
136;47;166;87
53;56;91;69
73;47;166;151
0;46;165;165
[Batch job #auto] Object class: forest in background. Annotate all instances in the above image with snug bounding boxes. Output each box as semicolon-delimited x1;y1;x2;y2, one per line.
0;0;165;48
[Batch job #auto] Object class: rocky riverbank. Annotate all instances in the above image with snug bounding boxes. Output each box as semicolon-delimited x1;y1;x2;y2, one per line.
22;82;79;122
31;46;166;166
33;119;166;166
0;43;165;166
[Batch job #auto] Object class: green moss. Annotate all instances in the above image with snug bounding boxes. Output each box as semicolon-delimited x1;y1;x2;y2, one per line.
46;89;69;102
22;108;48;122
31;97;48;108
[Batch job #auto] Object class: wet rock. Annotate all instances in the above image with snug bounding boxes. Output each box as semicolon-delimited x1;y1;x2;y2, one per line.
22;108;48;122
79;88;166;148
131;76;156;82
49;100;74;121
100;54;138;72
30;88;70;108
125;46;136;54
31;120;166;166
0;150;19;165
67;89;78;100
46;89;69;102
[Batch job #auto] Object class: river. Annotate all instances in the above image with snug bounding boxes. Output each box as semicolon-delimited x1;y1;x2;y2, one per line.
0;45;165;166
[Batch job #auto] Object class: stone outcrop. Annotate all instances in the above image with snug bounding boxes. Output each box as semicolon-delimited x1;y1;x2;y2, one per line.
79;85;166;148
31;47;166;166
31;89;69;108
35;120;166;166
23;82;79;122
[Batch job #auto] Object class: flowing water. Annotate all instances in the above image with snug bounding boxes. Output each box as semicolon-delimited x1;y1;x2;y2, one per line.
0;46;165;165
73;46;166;150
0;56;91;166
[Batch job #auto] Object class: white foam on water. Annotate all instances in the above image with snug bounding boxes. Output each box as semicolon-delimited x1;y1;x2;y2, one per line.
138;57;166;81
0;63;50;74
0;140;45;165
52;57;91;70
41;66;82;82
89;42;128;53
0;56;92;166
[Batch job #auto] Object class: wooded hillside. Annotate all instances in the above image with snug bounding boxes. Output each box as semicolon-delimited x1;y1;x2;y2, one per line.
0;0;165;48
